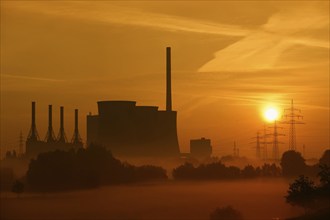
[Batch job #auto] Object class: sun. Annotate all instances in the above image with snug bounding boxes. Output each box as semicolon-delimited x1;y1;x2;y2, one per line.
263;107;280;122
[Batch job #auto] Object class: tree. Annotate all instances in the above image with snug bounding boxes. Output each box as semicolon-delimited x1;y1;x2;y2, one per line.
285;175;316;211
319;150;330;166
11;180;24;197
210;206;243;220
281;150;306;177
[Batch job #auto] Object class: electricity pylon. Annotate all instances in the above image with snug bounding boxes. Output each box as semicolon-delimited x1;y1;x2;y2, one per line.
282;99;304;151
269;120;285;161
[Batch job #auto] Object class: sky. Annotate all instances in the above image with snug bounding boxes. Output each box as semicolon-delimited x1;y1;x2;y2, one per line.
1;0;329;159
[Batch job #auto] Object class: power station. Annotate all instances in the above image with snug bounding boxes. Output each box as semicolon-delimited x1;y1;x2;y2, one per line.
86;47;180;158
25;102;83;156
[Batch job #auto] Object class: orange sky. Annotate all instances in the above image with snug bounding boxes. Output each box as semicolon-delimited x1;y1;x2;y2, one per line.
1;1;329;159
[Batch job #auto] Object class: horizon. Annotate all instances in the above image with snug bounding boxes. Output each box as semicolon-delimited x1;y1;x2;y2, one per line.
1;1;329;159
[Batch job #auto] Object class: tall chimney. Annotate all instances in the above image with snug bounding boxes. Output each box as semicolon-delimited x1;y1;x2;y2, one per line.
57;106;67;143
71;109;82;145
75;109;78;131
166;47;172;111
45;104;56;142
32;101;36;128
27;101;39;141
49;105;53;129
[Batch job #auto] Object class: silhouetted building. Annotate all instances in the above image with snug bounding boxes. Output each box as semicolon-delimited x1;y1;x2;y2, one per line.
190;137;212;159
87;47;180;158
25;102;83;157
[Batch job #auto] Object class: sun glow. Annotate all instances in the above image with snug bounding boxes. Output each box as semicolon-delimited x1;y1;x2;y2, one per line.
263;107;280;122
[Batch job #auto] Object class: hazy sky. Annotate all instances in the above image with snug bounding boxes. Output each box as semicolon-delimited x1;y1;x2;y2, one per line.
1;1;329;158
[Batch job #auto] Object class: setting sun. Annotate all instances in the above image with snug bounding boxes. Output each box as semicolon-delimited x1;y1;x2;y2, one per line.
264;107;280;122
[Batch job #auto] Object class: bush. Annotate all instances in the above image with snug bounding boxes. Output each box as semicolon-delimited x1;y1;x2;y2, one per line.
281;150;306;177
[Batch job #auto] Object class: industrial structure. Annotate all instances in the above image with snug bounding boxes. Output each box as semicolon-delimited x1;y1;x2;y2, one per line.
269;120;285;161
282;99;304;151
86;47;180;158
190;138;212;159
25;102;83;157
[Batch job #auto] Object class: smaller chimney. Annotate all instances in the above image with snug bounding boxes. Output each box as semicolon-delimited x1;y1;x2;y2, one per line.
45;105;56;143
57;106;67;143
27;101;39;141
71;109;82;146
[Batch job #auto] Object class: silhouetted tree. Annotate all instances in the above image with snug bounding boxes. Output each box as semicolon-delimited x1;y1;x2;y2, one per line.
319;150;330;166
241;165;257;178
286;165;330;212
260;163;281;177
210;206;243;220
317;164;330;194
286;175;316;211
26;144;168;191
281;150;306;177
11;180;24;197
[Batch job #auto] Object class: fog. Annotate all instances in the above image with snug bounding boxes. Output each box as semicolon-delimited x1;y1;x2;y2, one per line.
1;179;303;220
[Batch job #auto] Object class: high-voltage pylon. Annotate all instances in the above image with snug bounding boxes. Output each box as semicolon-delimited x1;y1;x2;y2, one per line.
262;124;272;160
71;109;83;146
250;132;262;159
27;101;40;142
269;120;285;161
233;141;239;157
282;99;304;151
57;106;67;143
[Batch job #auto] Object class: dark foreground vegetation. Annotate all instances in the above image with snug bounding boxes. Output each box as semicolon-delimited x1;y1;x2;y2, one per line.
26;144;167;191
285;164;330;220
172;162;281;180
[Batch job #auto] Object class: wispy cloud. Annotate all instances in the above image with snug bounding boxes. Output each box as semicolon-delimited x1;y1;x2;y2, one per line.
1;74;65;82
199;4;329;72
3;2;250;37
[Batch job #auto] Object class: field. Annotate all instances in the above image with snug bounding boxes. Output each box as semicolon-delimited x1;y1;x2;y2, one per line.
1;179;303;220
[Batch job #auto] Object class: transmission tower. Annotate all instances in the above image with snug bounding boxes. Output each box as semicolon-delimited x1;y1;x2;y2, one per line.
250;132;262;159
269;120;285;161
233;141;239;157
262;124;272;161
282;99;304;151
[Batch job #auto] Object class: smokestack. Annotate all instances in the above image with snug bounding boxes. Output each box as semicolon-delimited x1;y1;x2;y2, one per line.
32;101;36;128
45;104;56;142
166;47;172;111
49;105;53;128
75;109;78;131
57;106;67;143
27;101;39;141
71;109;82;146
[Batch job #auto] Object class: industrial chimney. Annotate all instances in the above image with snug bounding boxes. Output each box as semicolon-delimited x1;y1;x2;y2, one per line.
166;47;172;112
27;101;39;142
71;109;82;146
45;105;56;143
57;106;67;143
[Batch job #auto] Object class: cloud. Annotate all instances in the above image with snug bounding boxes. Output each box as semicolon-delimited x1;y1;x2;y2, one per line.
3;1;250;37
1;74;65;82
199;4;329;72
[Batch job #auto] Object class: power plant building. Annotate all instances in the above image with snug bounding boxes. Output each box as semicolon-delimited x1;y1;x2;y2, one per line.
87;47;180;158
190;137;212;159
